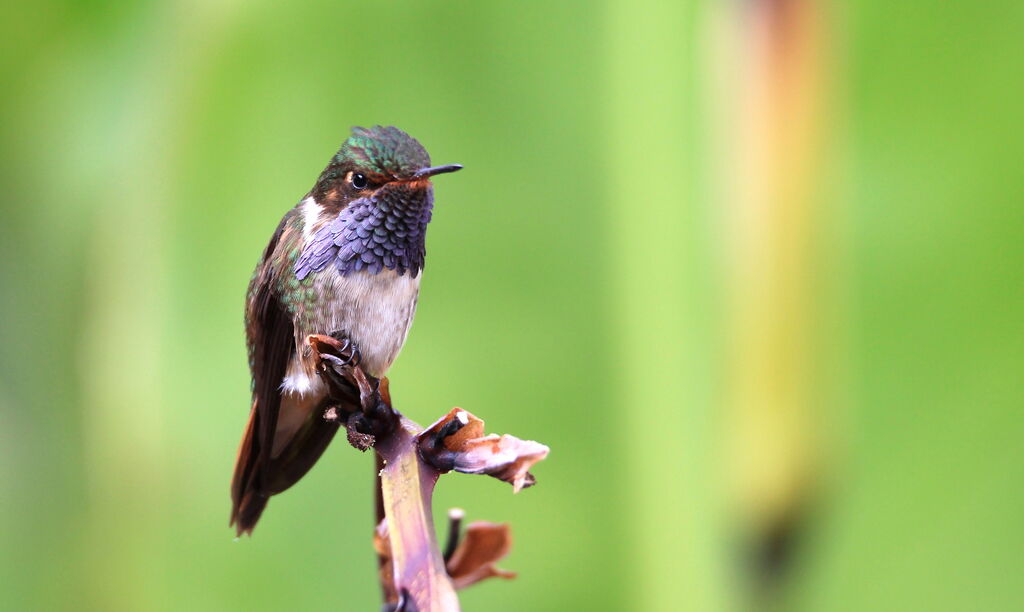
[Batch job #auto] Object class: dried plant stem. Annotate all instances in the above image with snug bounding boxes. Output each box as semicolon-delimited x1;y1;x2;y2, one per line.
308;334;545;611
442;508;465;563
374;452;389;603
375;417;460;612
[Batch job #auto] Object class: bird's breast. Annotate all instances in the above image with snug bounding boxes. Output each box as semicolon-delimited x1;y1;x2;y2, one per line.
293;268;421;380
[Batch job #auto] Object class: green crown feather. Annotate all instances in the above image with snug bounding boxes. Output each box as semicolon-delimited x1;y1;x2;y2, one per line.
336;125;431;177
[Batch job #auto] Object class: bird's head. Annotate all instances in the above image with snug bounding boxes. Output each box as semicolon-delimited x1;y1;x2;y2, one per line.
312;125;461;210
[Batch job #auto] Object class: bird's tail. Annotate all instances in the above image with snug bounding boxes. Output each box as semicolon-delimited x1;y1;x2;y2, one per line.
230;405;268;536
230;399;341;536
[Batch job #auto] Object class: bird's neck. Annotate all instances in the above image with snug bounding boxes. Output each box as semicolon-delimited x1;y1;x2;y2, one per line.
313;187;433;277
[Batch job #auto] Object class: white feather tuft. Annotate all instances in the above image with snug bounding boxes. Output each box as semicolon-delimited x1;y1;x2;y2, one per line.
279;372;324;396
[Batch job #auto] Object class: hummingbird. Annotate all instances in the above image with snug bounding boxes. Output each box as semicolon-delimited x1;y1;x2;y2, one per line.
230;125;461;536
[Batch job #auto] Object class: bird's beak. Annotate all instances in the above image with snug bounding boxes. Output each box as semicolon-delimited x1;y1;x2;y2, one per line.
412;164;463;179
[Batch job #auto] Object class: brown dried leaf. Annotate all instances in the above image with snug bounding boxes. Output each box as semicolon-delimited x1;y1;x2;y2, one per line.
418;408;549;492
446;521;517;590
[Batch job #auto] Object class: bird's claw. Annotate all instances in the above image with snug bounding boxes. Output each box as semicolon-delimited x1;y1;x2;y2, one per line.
308;333;396;446
308;334;365;404
328;335;361;368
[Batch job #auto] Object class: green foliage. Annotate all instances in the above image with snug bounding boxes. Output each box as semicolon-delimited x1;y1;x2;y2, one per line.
1;1;1022;611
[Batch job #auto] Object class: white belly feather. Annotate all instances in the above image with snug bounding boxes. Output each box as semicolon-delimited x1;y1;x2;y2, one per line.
281;268;420;390
272;269;420;455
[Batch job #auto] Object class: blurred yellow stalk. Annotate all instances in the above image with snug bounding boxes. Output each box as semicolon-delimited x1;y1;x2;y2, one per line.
713;0;835;594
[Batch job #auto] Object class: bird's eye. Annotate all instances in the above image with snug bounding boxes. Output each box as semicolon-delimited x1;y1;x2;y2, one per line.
350;172;368;191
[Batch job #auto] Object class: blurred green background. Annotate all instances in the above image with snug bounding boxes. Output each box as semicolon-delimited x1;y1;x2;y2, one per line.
2;1;1023;610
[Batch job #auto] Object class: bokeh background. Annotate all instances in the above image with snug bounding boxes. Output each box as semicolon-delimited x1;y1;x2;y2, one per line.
3;1;1023;610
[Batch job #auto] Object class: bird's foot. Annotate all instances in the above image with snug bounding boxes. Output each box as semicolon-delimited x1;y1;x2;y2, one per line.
327;333;361;367
308;334;362;403
308;333;397;446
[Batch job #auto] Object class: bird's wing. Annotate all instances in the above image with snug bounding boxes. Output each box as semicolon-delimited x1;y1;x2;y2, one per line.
231;212;300;533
